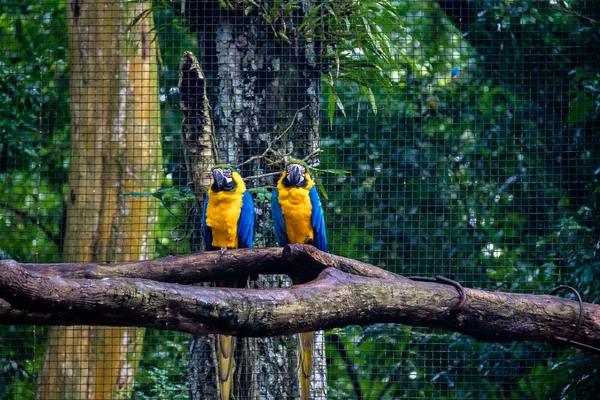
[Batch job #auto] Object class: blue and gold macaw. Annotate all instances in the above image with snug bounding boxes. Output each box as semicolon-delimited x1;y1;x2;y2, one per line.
271;160;327;400
202;165;254;400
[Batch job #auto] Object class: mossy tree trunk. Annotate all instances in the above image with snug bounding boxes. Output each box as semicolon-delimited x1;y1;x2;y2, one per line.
185;1;325;399
35;1;162;399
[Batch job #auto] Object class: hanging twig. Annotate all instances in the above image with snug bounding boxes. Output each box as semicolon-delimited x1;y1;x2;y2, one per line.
236;105;310;170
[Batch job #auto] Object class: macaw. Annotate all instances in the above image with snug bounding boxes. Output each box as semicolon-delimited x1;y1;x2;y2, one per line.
271;160;327;400
202;165;254;400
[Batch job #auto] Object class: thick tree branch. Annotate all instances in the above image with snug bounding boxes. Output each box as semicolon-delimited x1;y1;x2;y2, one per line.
14;244;398;283
1;246;599;353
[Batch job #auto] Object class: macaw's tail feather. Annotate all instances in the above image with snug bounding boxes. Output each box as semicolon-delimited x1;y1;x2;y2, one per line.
298;331;314;400
218;334;235;400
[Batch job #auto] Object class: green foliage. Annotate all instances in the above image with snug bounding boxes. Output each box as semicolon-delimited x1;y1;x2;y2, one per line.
0;1;194;397
327;324;599;400
1;0;599;398
131;331;189;399
536;195;600;301
0;326;47;400
300;0;421;122
0;1;68;396
122;186;196;220
321;0;600;397
0;0;69;264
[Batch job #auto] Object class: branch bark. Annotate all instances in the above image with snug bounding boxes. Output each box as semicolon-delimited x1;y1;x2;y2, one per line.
1;245;599;353
14;244;398;283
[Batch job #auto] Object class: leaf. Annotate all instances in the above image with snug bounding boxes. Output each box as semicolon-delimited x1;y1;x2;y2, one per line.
312;168;351;175
317;183;329;201
152;186;196;202
276;32;292;45
568;95;594;127
249;186;272;202
334;92;346;116
121;187;193;221
328;81;336;128
120;191;154;198
364;86;377;115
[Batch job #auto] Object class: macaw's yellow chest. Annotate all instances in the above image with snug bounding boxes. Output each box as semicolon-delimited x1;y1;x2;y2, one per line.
205;190;243;248
277;187;314;244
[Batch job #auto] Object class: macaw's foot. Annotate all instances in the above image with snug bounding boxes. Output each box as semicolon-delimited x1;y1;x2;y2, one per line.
220;247;228;256
305;237;315;246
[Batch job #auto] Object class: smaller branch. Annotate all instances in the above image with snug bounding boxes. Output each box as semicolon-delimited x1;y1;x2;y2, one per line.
7;245;397;285
11;248;289;284
549;2;597;23
281;244;399;280
242;171;282;181
236;105;310;170
302;149;322;164
242;148;321;181
277;105;311;138
0;200;60;247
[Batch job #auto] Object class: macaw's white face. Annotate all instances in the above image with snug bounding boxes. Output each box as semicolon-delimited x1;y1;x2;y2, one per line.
212;168;235;191
285;163;307;187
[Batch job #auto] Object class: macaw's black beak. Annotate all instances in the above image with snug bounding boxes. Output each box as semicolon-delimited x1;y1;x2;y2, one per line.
286;164;303;186
213;169;226;190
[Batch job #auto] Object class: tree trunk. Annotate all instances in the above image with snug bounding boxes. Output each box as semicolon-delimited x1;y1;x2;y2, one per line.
35;1;162;399
186;1;325;398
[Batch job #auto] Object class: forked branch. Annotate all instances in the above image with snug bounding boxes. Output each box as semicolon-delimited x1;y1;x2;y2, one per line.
0;245;598;353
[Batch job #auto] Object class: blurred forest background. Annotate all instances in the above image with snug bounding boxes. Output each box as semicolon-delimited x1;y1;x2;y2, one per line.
1;0;599;399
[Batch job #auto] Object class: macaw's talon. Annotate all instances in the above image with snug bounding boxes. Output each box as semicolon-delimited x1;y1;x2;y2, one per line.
407;275;467;312
305;237;314;246
220;247;228;256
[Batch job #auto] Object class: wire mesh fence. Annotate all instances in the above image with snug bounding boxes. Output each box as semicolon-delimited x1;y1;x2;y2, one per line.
1;0;599;399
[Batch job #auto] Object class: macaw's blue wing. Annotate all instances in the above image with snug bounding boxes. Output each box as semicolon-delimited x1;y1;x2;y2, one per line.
237;190;255;249
202;194;213;250
309;186;327;252
271;188;288;247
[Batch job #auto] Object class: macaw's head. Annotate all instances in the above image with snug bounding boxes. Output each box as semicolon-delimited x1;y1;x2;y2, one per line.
282;160;311;188
211;165;237;192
